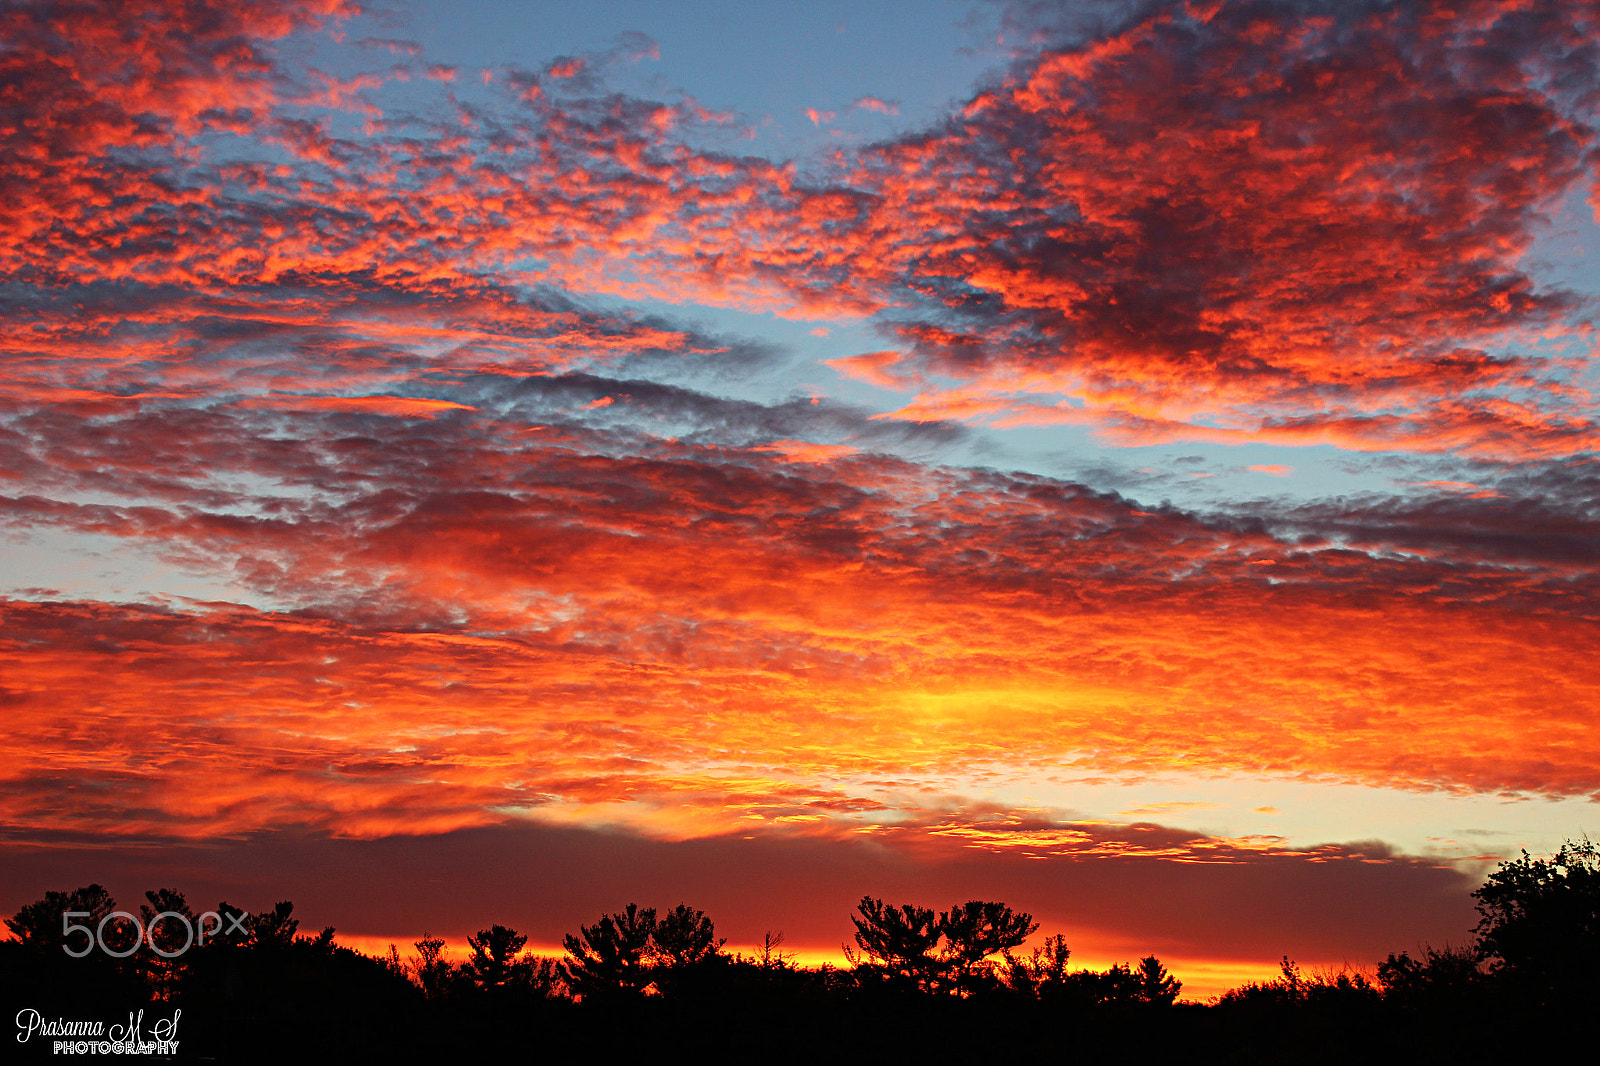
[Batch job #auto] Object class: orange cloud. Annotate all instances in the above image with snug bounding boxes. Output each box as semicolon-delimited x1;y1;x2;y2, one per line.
232;395;477;418
6;419;1600;850
826;350;918;390
751;439;860;463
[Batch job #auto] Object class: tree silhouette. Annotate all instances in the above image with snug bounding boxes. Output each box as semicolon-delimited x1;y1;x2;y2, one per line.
939;900;1038;992
562;903;657;1000
1004;943;1182;1008
849;897;1040;994
6;883;117;954
210;900;252;948
848;896;942;989
467;924;530;991
1004;932;1072;997
2;883;144;1010
139;888;198;999
1132;955;1182;1005
756;930;794;970
409;933;461;1000
643;903;725;998
1472;837;1600;1003
250;900;300;949
651;903;723;968
19;875;1536;1056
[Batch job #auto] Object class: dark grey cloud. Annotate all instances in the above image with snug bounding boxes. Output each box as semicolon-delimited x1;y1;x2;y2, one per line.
0;820;1480;965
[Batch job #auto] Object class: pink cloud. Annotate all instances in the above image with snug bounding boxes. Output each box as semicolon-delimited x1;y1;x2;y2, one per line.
852;95;899;115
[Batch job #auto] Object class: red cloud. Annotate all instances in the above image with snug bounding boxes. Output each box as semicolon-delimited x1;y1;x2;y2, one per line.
6;0;1594;469
6;408;1600;848
819;0;1600;458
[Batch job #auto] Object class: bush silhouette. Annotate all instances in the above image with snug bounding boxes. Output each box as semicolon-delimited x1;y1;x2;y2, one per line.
1377;943;1483;1007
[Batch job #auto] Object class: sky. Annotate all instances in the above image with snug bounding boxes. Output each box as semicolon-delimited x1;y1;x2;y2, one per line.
3;0;1600;1000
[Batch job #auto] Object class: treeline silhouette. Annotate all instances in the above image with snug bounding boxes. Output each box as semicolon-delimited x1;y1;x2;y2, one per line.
3;840;1596;1063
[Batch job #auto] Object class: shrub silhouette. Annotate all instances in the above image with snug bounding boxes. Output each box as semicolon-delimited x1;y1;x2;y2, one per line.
1376;943;1483;1007
1216;956;1377;1007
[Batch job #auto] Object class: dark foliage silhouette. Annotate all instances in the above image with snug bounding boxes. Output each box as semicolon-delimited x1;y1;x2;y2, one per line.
1376;943;1483;1007
138;888;199;1000
557;901;728;1001
3;886;420;1063
847;896;943;989
1215;956;1378;1007
1471;837;1600;1005
560;903;659;1000
409;933;459;1000
6;884;118;954
940;900;1038;993
247;900;303;949
466;924;528;990
2;882;145;1018
8;851;1600;1062
652;903;723;968
1004;931;1073;996
1131;955;1182;1005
